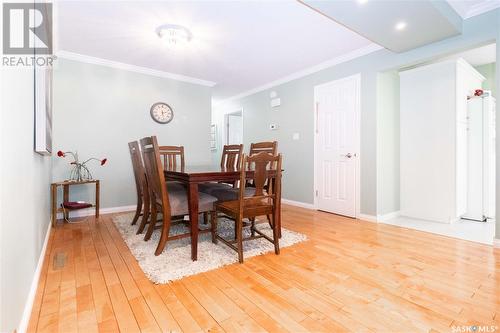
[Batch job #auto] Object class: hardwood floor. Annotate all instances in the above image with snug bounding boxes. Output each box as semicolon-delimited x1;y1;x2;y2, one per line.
28;204;500;332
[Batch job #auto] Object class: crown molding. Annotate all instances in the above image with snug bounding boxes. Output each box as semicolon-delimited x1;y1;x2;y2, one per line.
464;0;500;19
214;43;383;106
56;50;217;87
464;1;500;19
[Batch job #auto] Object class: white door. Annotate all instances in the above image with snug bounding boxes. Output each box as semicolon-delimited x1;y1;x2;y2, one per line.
226;112;243;145
314;75;359;217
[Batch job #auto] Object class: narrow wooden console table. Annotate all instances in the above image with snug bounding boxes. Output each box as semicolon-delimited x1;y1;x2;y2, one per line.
50;179;100;227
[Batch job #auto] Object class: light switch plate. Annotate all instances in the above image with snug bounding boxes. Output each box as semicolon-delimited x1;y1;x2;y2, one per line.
270;98;281;108
292;132;300;140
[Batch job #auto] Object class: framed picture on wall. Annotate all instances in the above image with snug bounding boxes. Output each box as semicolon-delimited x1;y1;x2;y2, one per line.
34;65;53;155
33;2;53;155
209;124;217;151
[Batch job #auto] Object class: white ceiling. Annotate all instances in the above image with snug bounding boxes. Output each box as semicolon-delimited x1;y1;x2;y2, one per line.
55;0;499;101
55;1;373;100
447;43;496;66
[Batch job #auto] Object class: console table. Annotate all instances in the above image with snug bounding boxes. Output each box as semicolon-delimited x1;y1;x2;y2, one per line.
50;179;100;227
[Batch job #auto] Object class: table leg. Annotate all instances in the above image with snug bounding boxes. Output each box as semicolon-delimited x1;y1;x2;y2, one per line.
187;182;199;261
51;184;57;227
63;184;69;222
95;180;100;219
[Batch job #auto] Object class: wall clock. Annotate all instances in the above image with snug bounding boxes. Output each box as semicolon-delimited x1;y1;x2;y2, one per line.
150;102;174;124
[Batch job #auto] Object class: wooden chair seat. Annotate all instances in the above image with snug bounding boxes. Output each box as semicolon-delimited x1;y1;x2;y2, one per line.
198;182;232;195
210;187;255;202
167;181;186;191
155;189;217;217
216;197;273;219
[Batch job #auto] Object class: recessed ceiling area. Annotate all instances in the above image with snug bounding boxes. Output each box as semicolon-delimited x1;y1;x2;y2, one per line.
300;0;463;53
55;1;373;100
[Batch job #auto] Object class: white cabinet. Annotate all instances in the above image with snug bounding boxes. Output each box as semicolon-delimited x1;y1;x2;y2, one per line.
400;58;484;223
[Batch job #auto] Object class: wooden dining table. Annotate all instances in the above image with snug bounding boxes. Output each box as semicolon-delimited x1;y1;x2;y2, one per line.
165;165;282;261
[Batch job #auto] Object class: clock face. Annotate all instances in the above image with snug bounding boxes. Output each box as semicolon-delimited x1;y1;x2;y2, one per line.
150;102;174;124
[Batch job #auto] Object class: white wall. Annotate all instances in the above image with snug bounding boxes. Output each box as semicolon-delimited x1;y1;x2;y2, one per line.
376;71;400;216
0;66;53;332
52;58;213;208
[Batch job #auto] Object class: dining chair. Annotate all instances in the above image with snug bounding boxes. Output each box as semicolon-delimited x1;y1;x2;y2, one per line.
199;144;244;196
159;145;186;191
212;152;282;263
128;141;150;230
140;136;218;256
249;141;278;156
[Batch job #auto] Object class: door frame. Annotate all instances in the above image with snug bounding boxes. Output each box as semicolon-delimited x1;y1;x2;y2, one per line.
313;73;361;218
223;109;244;145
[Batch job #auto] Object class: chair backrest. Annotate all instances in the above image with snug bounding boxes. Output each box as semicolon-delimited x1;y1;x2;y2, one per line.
238;152;282;210
249;141;278;156
221;144;243;170
128;141;146;196
159;145;184;171
140;136;171;216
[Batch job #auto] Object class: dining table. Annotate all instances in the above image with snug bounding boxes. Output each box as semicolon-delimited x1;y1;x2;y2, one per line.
164;165;282;261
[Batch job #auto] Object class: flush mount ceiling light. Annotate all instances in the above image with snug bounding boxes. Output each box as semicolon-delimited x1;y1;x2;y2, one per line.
395;21;407;31
155;24;192;47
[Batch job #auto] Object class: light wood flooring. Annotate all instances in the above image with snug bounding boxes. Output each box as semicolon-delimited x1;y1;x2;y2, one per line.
28;204;500;332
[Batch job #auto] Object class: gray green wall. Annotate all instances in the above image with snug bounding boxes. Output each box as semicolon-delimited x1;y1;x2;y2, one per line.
213;10;499;218
1;67;52;332
52;59;213;208
475;63;497;97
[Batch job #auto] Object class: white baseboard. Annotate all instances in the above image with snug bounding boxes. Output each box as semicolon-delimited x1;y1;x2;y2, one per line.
56;204;136;219
281;198;315;210
357;213;378;222
494;238;500;248
17;220;52;333
377;211;401;222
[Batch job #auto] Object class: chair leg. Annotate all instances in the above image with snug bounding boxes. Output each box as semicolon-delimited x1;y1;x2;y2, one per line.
271;211;280;255
131;196;142;225
203;212;209;225
250;218;256;237
266;214;273;228
137;192;150;234
144;201;157;241
236;216;244;263
155;207;171;256
210;211;217;244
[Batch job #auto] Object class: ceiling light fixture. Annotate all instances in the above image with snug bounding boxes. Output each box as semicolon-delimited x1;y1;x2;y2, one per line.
395;21;407;31
156;24;192;47
357;0;369;4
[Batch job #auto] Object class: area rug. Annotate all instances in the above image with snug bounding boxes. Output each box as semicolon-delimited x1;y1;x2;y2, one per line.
112;213;307;283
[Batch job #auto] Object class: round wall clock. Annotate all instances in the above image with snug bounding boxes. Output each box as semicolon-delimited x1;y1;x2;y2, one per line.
150;102;174;124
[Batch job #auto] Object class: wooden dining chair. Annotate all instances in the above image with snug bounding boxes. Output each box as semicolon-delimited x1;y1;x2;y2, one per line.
212;152;282;263
159;145;186;191
140;136;218;256
249;141;278;156
159;145;184;170
199;144;244;196
128;141;150;229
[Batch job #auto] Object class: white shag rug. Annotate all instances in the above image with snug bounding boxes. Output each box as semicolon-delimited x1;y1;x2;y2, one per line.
112;213;307;283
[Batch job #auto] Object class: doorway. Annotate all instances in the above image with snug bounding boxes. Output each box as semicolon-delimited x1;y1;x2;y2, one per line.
224;110;243;145
314;74;361;218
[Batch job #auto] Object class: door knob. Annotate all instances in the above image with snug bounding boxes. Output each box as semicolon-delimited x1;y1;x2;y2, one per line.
345;153;352;158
